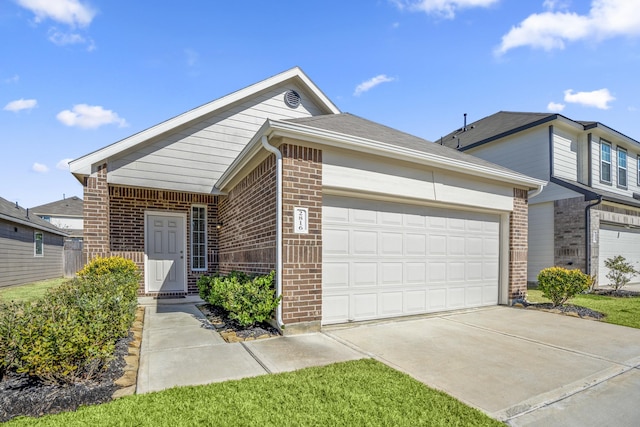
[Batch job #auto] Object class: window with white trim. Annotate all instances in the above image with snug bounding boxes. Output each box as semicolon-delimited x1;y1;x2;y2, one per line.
34;232;43;257
191;205;207;271
600;141;611;183
637;155;640;186
617;147;627;188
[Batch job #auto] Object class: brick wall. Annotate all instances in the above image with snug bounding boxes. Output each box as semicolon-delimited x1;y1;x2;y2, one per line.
509;188;528;300
280;144;323;327
218;155;277;275
83;164;110;263
109;186;218;295
554;197;588;272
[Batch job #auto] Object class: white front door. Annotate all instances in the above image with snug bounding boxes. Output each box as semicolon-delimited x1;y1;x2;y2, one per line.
146;213;186;293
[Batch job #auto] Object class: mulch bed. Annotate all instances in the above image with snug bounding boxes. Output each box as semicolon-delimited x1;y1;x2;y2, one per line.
0;333;132;423
592;288;640;298
197;304;280;342
525;302;606;320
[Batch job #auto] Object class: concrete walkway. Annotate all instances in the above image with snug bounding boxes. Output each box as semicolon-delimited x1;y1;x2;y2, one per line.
136;297;364;394
137;299;640;426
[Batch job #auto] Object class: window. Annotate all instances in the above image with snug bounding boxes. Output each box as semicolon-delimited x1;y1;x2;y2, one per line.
41;215;51;222
618;147;627;188
600;141;611;183
191;206;207;271
34;232;43;256
637;155;640;186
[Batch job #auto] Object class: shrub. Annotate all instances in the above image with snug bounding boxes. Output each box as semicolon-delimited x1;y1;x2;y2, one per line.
537;267;591;307
604;255;639;293
0;256;140;384
199;271;280;327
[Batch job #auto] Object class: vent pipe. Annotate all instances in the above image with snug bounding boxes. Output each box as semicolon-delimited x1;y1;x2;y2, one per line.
463;113;467;131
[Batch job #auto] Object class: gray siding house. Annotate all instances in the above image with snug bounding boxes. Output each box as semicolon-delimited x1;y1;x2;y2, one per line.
32;196;84;239
438;112;640;286
0;196;68;288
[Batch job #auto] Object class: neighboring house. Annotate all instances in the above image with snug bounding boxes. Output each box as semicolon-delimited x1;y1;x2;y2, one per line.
438;111;640;287
69;68;544;333
31;196;84;239
0;196;68;288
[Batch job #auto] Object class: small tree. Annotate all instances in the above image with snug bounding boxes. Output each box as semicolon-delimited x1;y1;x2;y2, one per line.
537;267;591;307
604;255;639;293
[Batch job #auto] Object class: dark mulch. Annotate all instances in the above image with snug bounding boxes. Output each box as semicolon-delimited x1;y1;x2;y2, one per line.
526;302;606;320
198;304;280;340
592;288;640;298
0;333;132;423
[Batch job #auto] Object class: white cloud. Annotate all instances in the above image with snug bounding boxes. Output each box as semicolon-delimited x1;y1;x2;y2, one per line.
564;88;615;109
32;162;49;173
547;101;565;112
56;158;73;170
354;74;396;96
16;0;96;27
496;0;640;55
4;74;20;84
48;28;85;45
391;0;499;19
184;48;199;67
3;98;37;112
56;104;128;129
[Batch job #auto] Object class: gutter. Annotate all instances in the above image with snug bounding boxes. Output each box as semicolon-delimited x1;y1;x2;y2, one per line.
260;135;284;330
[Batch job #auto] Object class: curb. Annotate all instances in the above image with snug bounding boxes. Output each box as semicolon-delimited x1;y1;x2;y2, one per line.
111;306;145;399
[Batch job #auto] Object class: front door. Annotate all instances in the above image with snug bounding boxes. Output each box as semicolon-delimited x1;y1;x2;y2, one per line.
146;213;186;293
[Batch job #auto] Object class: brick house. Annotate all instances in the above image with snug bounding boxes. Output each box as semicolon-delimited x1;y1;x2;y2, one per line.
69;69;544;333
439;111;640;286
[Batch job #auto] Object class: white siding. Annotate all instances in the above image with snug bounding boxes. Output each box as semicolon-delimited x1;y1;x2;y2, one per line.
553;129;578;181
527;202;554;282
591;135;640;198
109;83;325;193
322;149;514;212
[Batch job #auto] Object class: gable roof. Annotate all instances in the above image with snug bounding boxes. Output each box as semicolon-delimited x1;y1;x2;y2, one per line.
438;111;640;151
0;197;68;236
217;113;546;191
69;67;340;182
31;196;83;217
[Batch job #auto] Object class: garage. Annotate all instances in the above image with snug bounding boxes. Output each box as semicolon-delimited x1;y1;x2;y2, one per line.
322;195;501;324
598;223;640;286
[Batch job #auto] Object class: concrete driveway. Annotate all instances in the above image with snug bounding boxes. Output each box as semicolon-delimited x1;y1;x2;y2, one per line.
326;306;640;426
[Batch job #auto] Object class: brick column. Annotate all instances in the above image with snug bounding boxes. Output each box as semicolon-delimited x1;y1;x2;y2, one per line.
554;197;589;272
83;163;110;263
509;188;528;301
280;144;322;333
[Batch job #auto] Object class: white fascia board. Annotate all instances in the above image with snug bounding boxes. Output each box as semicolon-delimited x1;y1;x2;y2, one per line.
216;119;547;191
69;67;340;180
588;123;640;147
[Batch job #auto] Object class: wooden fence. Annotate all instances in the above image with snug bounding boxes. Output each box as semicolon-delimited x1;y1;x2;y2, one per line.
64;239;84;277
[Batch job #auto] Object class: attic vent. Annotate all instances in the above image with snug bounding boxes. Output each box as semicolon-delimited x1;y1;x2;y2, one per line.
284;90;301;108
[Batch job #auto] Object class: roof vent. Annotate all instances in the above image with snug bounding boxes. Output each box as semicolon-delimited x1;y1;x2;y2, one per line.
284;90;301;108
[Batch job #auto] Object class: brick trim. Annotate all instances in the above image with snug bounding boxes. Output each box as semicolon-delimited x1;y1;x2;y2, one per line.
509;188;528;300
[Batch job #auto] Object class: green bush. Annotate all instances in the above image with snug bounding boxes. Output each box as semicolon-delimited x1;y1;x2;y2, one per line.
0;256;140;384
537;267;591;307
604;255;639;292
199;271;280;327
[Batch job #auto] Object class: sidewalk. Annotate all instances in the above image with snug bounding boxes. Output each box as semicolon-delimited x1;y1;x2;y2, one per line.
136;297;364;394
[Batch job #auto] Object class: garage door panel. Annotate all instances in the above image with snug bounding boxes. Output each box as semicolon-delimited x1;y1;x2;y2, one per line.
599;225;640;286
324;262;349;288
323;196;500;324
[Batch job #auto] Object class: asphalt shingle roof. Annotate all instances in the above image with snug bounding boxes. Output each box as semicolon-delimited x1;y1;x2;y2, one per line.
31;196;83;217
0;196;68;235
285;113;531;177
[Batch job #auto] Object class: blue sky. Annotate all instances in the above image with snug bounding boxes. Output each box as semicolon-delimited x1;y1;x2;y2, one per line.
2;0;640;207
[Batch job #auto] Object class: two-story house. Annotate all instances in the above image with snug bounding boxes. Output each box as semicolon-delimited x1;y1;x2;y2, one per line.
31;196;84;240
439;111;640;287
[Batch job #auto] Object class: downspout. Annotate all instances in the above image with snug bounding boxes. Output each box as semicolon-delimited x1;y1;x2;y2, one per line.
585;195;602;279
528;183;546;199
261;135;284;329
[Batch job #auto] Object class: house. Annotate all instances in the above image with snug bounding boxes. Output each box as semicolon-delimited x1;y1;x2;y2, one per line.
438;111;640;287
0;196;68;288
69;68;544;333
31;196;84;240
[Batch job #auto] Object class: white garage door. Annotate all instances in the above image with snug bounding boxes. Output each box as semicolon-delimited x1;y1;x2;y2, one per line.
322;196;501;325
598;224;640;287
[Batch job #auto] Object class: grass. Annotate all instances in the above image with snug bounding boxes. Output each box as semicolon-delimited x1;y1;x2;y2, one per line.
527;289;640;329
0;277;67;303
5;359;501;427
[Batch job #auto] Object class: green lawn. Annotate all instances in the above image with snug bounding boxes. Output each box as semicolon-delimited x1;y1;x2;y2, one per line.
0;277;67;303
6;359;500;427
527;289;640;329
